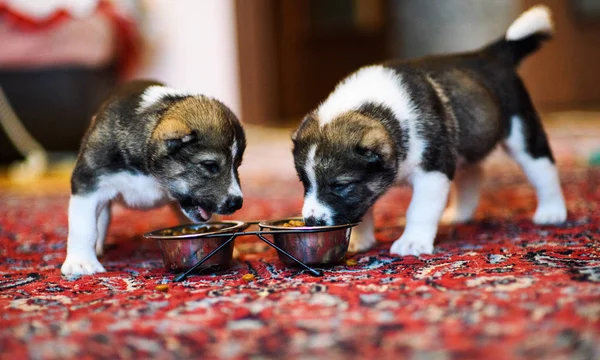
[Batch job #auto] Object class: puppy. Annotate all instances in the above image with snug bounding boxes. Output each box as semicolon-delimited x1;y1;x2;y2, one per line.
61;80;246;275
292;6;566;256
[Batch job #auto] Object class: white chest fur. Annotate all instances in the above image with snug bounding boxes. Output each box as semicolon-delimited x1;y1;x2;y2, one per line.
97;172;170;208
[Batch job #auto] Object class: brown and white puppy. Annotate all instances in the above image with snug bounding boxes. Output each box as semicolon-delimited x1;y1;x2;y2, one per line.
292;6;566;256
61;80;246;275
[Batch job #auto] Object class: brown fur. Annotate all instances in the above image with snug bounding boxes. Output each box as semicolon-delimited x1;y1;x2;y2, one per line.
152;117;192;141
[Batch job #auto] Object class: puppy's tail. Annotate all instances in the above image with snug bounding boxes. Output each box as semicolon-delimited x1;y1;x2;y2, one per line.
484;5;554;66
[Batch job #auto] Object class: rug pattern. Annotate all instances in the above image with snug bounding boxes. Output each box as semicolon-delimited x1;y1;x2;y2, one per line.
0;165;599;359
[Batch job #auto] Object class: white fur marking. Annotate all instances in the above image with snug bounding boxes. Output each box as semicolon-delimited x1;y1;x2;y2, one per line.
301;145;334;223
62;194;107;275
97;173;169;208
228;141;242;197
506;5;553;41
505;116;566;224
62;173;171;275
390;169;450;256
317;66;415;126
314;65;425;181
137;85;190;112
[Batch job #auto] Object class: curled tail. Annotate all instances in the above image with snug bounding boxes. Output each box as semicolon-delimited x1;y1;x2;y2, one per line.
485;5;554;66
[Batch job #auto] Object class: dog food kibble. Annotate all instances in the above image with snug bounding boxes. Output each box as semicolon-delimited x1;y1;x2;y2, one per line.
163;227;210;236
346;259;358;266
282;220;305;227
155;284;169;292
182;227;207;235
242;274;255;282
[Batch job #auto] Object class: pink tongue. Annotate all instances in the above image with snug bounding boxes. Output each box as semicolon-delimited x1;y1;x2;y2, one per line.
198;207;212;221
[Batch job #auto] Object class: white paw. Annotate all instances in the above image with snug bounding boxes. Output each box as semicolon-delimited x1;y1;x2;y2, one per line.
440;207;473;225
61;256;106;275
348;231;376;253
390;234;434;256
533;203;567;225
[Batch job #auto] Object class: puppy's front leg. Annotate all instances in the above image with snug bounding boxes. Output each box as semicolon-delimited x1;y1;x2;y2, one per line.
390;170;450;256
61;195;107;275
348;206;376;253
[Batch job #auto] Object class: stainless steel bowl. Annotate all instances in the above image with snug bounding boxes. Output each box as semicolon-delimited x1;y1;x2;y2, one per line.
258;217;357;266
144;221;248;272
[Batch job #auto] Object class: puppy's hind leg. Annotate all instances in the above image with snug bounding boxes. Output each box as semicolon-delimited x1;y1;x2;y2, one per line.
61;194;107;275
95;203;111;257
441;164;483;224
503;114;566;224
348;206;376;253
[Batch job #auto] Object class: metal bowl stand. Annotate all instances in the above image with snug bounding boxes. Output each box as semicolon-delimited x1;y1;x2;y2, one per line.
173;226;336;282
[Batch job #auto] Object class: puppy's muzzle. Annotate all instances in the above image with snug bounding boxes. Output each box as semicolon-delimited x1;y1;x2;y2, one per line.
304;216;327;227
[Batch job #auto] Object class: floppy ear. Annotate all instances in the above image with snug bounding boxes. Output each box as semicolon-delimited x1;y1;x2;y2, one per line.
153;117;192;141
153;117;195;152
356;124;394;165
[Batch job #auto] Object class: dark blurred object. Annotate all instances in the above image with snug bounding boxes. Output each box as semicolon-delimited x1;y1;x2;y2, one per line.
0;65;116;163
236;0;389;125
276;0;388;119
0;0;141;165
573;0;600;20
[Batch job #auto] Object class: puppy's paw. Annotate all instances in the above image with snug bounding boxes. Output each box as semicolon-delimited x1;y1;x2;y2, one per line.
533;202;567;225
348;231;376;253
390;234;434;257
232;246;241;259
440;207;473;225
61;256;106;275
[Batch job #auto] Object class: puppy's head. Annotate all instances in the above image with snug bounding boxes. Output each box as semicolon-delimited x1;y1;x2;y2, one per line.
292;111;398;226
148;97;246;222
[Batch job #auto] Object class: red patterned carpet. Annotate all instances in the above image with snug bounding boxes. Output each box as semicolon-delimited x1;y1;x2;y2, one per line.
1;154;600;359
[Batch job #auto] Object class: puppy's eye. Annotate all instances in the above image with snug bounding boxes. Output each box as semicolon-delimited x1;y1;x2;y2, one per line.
330;181;352;194
201;161;219;174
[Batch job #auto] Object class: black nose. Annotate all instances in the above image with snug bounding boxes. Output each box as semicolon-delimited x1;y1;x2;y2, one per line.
304;216;326;227
224;196;243;212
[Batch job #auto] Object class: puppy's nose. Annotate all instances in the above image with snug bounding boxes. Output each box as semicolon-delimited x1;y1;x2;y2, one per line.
224;196;243;212
304;216;326;227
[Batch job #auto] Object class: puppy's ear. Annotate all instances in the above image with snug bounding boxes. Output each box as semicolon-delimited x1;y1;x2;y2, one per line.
292;113;319;142
153;117;195;152
356;124;394;166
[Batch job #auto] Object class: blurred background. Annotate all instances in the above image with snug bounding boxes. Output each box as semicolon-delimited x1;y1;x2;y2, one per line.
0;0;598;188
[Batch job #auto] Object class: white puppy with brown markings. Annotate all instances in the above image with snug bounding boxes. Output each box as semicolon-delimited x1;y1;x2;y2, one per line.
292;6;566;256
62;80;246;275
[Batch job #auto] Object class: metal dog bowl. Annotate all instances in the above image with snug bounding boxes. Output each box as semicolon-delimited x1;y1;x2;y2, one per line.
144;218;359;281
258;217;356;266
144;221;249;272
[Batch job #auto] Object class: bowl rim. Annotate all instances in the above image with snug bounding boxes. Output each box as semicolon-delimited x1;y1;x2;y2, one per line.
258;217;359;231
143;220;249;240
